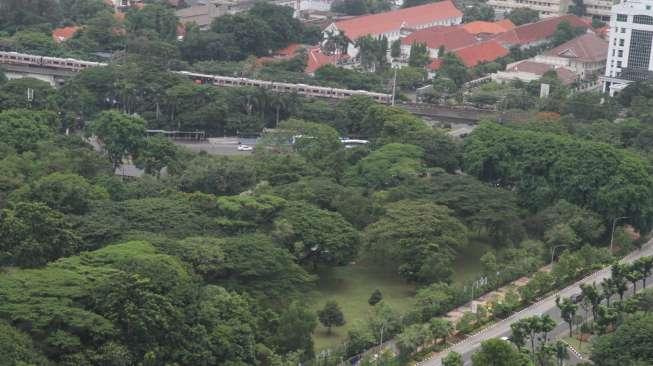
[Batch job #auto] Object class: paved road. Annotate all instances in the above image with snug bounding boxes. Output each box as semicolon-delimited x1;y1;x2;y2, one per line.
419;240;653;366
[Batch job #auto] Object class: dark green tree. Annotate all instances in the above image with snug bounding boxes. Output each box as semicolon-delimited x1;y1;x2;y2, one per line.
318;301;346;334
369;289;383;306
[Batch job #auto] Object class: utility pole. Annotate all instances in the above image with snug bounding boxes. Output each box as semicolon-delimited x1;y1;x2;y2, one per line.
391;67;397;106
610;216;629;252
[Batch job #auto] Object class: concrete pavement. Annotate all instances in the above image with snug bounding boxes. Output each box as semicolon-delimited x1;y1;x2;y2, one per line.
419;240;653;366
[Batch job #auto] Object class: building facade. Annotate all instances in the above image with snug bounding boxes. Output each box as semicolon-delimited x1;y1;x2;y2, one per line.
603;0;653;95
584;0;614;19
487;0;571;18
322;1;463;58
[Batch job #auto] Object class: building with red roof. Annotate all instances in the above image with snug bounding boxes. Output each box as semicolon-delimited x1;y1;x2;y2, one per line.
462;19;515;37
323;1;462;57
493;60;578;85
454;40;510;67
492;15;590;49
533;32;608;79
52;26;80;43
400;26;477;58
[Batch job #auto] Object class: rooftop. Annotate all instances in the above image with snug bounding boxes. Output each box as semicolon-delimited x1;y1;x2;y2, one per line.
52;26;80;43
544;33;608;63
493;15;590;47
507;60;578;84
462;19;515;35
454;40;509;67
401;26;477;51
334;1;462;40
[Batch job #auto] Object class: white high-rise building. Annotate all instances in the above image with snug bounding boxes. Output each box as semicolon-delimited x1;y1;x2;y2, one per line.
603;0;653;95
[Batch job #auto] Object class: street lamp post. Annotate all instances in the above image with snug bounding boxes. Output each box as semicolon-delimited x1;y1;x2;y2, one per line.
610;216;629;253
550;245;569;264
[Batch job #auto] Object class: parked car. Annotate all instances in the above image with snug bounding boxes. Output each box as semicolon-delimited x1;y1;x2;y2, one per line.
237;144;253;151
570;293;584;303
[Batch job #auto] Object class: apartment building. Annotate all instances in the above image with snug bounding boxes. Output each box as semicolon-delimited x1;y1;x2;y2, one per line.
487;0;571;18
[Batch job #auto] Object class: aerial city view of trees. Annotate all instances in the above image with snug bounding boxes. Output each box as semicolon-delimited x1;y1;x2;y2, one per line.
0;0;653;365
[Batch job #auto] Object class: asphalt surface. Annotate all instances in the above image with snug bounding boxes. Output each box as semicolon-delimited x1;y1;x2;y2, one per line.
174;137;255;156
419;240;653;366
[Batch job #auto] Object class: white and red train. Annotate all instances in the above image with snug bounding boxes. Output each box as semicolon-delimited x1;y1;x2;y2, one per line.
173;70;392;103
0;51;392;103
0;51;107;72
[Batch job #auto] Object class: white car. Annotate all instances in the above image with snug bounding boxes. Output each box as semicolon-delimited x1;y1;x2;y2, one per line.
237;144;253;151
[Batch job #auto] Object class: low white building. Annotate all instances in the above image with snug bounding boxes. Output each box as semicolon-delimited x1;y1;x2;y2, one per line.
322;1;463;58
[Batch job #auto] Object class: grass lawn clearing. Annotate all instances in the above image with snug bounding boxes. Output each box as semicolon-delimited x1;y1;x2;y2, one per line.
309;258;415;351
309;239;490;351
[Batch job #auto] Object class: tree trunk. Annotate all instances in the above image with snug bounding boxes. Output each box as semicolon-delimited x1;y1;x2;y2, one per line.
568;322;573;338
632;281;637;295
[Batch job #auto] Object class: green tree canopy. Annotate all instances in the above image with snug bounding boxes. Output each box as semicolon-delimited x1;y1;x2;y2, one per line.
365;200;468;283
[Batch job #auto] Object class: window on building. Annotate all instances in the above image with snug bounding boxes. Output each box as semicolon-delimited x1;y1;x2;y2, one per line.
618;50;623;57
619;38;625;46
617;61;622;67
621;28;626;33
613;49;616;56
634;15;653;25
628;29;653;70
617;14;628;21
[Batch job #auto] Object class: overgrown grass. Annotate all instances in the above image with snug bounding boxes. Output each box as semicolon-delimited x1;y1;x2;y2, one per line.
562;335;592;358
309;240;490;351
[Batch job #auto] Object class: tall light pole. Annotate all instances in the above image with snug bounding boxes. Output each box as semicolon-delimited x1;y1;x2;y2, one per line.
551;245;569;264
610;216;629;253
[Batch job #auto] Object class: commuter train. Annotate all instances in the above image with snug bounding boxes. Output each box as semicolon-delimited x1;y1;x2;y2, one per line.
0;51;107;72
0;51;392;103
174;71;393;104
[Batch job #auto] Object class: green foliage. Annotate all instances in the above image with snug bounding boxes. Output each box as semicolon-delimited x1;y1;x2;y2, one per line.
369;289;383;306
134;136;180;176
463;5;495;22
346;143;425;188
463;123;653;232
506;8;539;26
0;109;55;152
318;301;346;333
0;321;48;365
408;42;430;68
176;154;257;196
0;202;80;267
273;201;360;266
87;110;146;169
591;312;653;365
275;301;318;359
11;172;108;214
365;200;468;283
443;351;463;366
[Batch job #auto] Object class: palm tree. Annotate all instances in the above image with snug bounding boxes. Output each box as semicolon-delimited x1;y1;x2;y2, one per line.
553;340;569;366
612;263;629;301
636;257;653;289
539;314;556;345
625;267;644;295
556;297;578;337
601;277;616;306
269;93;286;128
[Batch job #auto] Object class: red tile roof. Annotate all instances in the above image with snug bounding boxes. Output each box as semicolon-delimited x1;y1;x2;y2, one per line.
493;15;590;47
306;47;344;74
401;26;476;51
427;58;444;71
334;1;462;40
462;19;515;35
544;33;608;63
52;26;80;43
507;60;577;84
454;40;509;67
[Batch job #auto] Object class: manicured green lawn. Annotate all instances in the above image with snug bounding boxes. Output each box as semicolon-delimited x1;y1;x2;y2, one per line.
309;240;490;351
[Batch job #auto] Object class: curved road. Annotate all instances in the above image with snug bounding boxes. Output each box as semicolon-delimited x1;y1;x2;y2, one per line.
419;240;653;366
